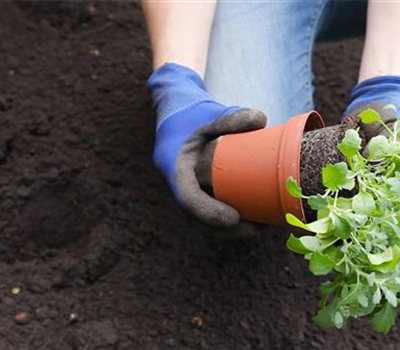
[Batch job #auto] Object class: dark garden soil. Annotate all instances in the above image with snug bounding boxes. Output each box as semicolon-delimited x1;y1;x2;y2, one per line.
1;2;400;350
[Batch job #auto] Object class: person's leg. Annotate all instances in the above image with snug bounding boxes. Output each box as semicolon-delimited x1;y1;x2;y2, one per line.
204;0;329;126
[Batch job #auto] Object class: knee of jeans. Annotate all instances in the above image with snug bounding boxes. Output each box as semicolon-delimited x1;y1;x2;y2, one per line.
203;86;314;127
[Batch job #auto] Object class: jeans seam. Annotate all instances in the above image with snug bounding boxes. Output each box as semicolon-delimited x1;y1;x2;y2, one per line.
304;0;329;110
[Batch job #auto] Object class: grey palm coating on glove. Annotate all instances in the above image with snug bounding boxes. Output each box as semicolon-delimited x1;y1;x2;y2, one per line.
178;108;268;238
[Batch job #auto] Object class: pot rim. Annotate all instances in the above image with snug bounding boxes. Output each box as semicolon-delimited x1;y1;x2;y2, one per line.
279;111;325;225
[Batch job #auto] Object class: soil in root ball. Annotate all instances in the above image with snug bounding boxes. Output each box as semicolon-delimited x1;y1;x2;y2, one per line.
300;115;364;221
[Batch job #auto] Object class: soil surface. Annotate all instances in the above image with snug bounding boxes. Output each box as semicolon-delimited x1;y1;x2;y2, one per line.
1;2;400;350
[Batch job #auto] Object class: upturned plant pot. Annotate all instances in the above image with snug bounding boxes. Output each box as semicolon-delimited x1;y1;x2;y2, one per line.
212;111;325;227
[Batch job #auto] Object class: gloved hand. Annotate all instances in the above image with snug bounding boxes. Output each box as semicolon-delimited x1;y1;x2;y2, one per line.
343;76;400;143
148;63;267;232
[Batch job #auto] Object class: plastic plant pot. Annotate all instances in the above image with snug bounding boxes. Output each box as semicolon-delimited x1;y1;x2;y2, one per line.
212;111;325;227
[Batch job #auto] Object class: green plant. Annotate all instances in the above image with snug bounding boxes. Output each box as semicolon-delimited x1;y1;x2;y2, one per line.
286;108;400;333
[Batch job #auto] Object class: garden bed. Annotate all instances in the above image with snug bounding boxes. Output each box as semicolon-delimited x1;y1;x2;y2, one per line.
1;2;400;349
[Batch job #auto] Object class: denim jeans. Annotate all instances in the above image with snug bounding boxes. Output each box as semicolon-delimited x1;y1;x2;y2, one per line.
204;0;367;126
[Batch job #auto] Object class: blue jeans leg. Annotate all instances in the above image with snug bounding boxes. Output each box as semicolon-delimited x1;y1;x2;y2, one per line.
204;0;328;126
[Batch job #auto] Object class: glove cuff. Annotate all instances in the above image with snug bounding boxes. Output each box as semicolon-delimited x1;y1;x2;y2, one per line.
147;63;214;127
345;75;400;116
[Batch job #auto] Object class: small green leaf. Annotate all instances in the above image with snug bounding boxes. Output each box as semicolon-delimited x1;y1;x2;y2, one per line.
287;176;303;198
286;214;329;234
330;213;351;240
377;246;400;273
313;306;335;328
387;279;400;293
388;178;400;196
359;108;383;124
322;162;355;191
308;194;328;210
357;292;369;308
352;191;376;215
381;286;398;308
286;234;321;254
338;129;362;161
307;217;331;234
368;248;393;265
335;197;352;210
388;142;400;156
368;273;376;287
317;208;330;220
309;252;333;276
373;286;382;305
368;135;389;158
286;213;311;231
370;302;397;333
341;284;360;305
300;236;322;252
334;312;344;328
348;212;368;226
287;234;309;254
325;246;343;265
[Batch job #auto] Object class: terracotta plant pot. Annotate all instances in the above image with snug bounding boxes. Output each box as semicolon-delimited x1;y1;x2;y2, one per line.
212;111;325;227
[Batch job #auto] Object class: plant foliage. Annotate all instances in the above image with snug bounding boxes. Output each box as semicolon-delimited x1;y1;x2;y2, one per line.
287;109;400;333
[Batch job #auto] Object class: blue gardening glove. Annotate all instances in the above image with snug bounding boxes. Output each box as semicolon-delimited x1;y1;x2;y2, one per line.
148;63;267;229
343;75;400;141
